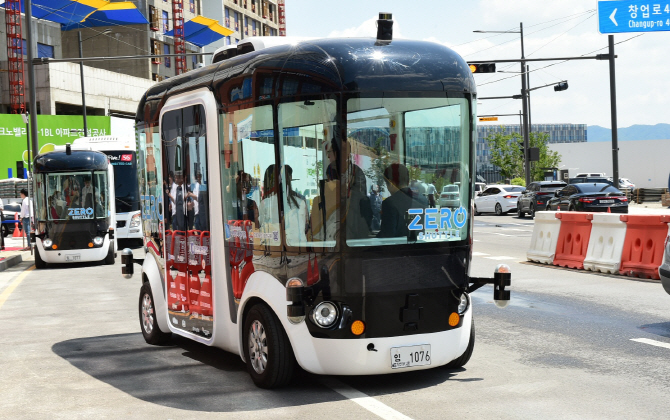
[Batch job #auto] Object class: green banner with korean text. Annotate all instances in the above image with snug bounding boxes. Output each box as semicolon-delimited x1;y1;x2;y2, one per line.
0;114;110;180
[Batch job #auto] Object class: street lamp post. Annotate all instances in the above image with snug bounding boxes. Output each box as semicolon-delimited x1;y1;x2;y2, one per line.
78;29;111;136
474;23;530;185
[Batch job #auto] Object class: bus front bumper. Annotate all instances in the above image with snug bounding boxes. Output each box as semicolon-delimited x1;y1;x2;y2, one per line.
115;211;142;240
290;309;472;375
36;237;109;264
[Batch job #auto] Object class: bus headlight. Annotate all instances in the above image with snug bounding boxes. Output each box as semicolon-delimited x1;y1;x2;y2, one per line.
129;213;141;228
457;293;469;314
43;238;53;248
93;236;104;246
311;301;338;328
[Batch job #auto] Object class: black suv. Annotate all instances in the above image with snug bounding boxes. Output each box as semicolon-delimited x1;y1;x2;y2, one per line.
517;181;567;218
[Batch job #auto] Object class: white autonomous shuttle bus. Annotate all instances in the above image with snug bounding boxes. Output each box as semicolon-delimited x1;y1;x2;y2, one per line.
33;144;117;268
123;15;511;388
73;136;142;244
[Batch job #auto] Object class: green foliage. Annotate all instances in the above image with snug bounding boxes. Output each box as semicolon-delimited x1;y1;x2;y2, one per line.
306;160;323;183
408;165;422;182
484;128;562;182
510;177;525;186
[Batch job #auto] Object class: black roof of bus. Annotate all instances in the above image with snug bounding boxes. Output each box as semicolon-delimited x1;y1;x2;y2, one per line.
136;38;475;125
33;150;109;173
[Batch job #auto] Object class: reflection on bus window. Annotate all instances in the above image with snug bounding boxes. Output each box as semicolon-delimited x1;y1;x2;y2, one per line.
221;104;278;247
345;96;471;247
278;98;338;248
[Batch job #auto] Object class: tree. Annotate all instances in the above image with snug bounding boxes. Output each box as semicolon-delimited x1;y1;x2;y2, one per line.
363;137;392;194
484;129;562;181
484;131;524;179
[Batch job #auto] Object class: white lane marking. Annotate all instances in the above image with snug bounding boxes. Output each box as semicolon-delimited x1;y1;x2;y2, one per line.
631;338;670;350
322;378;413;420
472;252;489;256
485;256;517;261
504;228;533;232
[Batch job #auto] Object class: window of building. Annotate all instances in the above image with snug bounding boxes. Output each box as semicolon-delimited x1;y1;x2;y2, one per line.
189;0;195;13
162;10;169;33
164;44;171;68
37;43;54;58
192;54;197;69
225;8;230;27
244;16;248;35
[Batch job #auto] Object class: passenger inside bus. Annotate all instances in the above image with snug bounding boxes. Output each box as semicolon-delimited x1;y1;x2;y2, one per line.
233;170;259;228
282;165;309;246
377;163;428;239
63;176;80;207
170;171;188;232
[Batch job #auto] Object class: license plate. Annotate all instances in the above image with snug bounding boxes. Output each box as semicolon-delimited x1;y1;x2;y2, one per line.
390;344;431;369
65;254;81;262
600;199;615;203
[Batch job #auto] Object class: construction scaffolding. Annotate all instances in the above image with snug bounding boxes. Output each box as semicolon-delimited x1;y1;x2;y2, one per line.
172;0;187;75
5;0;26;114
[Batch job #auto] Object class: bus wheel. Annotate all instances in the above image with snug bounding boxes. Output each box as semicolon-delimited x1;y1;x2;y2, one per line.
139;282;171;345
34;247;46;269
444;319;475;369
104;243;115;265
243;303;295;389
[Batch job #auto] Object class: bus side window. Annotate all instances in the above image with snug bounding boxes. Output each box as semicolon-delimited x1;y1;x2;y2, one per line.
278;98;338;248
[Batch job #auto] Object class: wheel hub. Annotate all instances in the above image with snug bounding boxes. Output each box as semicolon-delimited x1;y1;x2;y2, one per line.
141;293;154;334
248;320;268;374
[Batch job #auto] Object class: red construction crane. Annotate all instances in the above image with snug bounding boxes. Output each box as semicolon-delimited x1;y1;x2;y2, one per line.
5;0;26;114
173;0;187;75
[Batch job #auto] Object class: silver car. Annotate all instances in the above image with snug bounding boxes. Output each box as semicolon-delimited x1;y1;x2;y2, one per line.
439;184;460;208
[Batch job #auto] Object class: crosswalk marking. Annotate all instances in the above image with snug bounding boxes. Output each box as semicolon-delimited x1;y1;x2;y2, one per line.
485;256;517;261
631;338;670;350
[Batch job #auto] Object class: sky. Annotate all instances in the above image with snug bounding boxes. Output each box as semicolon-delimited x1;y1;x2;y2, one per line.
285;0;669;129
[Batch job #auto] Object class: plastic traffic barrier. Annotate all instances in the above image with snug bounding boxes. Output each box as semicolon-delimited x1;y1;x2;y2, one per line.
173;230;188;311
619;215;670;279
527;211;562;264
583;213;627;274
553;212;594;269
187;229;202;315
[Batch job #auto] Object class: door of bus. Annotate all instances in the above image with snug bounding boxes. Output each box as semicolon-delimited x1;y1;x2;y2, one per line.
161;104;213;338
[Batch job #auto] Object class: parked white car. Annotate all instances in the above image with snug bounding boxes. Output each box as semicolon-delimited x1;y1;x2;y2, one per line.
619;178;635;191
474;185;526;216
439;184;460;208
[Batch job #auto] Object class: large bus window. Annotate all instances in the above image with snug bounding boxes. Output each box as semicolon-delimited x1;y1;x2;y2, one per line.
345;96;470;247
43;172;109;220
277;98;338;248
221;104;277;248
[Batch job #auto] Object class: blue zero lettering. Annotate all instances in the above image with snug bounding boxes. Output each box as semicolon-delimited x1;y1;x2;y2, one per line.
408;209;423;230
454;206;467;228
440;208;452;229
424;208;438;230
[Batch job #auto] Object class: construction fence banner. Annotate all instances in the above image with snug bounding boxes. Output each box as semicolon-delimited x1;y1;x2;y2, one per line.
0;114;111;180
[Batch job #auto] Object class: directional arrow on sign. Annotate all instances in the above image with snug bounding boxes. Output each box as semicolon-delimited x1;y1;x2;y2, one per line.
610;8;618;26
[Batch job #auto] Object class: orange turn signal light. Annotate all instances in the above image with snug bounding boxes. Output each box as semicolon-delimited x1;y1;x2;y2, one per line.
351;320;365;336
448;312;460;327
88;242;94;248
52;245;58;250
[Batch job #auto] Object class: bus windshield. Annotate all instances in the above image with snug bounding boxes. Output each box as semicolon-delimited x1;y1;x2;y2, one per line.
42;171;109;220
105;151;140;213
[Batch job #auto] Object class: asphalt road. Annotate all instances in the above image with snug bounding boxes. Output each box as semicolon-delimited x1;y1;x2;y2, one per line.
1;215;670;419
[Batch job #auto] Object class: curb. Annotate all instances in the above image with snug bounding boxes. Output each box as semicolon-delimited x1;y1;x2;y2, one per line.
0;254;23;272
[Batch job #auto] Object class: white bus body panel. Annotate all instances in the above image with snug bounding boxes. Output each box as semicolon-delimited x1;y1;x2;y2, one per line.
237;273;472;375
35;236;112;264
142;252;171;334
115;210;142;240
156;88;239;353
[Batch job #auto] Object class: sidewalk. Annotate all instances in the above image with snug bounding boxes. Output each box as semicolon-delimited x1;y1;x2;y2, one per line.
0;235;34;272
627;201;670;215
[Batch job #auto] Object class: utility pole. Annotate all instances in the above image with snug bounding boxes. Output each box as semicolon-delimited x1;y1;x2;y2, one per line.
608;35;619;189
25;0;39;159
519;22;531;186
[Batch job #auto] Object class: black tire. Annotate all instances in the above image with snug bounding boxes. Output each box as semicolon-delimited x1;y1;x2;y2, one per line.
1;224;9;238
445;318;475;369
474;205;481;216
529;204;535;218
104;242;115;265
517;203;525;218
243;303;295;389
34;247;46;269
139;282;171;345
495;203;503;216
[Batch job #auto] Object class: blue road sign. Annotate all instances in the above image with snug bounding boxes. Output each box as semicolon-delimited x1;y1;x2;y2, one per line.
598;0;670;33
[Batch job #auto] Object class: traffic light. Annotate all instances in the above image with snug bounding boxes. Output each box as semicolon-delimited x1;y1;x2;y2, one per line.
16;161;24;179
554;81;568;91
469;63;496;73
